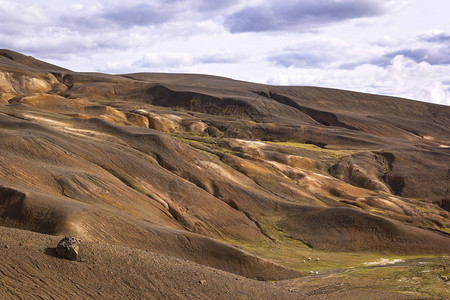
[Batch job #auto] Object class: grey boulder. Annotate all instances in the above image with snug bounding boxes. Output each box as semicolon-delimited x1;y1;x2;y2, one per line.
56;236;80;261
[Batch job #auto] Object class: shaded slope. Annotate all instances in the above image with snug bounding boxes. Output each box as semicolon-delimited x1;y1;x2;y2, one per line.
278;204;450;253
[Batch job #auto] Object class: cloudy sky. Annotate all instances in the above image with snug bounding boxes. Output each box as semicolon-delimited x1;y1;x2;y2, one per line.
1;0;449;105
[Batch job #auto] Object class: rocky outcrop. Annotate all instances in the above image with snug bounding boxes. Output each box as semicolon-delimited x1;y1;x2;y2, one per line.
329;153;390;193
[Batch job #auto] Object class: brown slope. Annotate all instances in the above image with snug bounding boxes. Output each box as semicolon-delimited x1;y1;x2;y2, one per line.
1;99;447;255
0;226;296;299
0;111;302;280
0;182;298;280
0;49;70;72
0;51;449;291
1;225;419;300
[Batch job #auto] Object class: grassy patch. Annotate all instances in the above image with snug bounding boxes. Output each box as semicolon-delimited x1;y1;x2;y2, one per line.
347;261;450;298
265;140;354;159
225;216;401;271
223;216;447;272
225;218;450;299
222;216;449;298
171;133;236;156
439;227;450;234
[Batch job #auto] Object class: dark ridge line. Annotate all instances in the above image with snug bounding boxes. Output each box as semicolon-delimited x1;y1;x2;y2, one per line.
51;175;70;199
267;91;359;131
242;211;275;242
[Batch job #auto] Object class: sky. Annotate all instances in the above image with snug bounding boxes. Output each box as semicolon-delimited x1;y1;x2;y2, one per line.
1;0;449;106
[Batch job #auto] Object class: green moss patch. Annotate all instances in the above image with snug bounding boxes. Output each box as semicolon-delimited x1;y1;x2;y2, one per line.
265;140;355;159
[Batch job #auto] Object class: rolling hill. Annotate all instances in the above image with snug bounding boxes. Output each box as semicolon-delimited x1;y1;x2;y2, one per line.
0;49;449;299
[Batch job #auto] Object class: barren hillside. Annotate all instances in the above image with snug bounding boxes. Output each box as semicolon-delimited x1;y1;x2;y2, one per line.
1;49;449;299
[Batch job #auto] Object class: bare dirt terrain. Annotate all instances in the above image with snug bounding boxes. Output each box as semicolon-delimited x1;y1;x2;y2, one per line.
0;49;449;299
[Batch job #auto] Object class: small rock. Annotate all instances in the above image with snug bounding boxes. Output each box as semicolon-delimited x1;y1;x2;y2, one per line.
307;257;312;261
315;258;320;261
4;245;8;249
199;280;206;285
56;236;80;261
301;260;306;263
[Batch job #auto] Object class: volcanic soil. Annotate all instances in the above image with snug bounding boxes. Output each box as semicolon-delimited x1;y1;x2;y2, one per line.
0;49;449;299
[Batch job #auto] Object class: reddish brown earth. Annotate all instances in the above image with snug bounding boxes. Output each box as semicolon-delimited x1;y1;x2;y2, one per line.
0;49;449;299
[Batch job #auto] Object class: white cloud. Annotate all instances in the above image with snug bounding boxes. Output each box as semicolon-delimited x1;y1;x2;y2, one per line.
268;35;382;70
0;1;47;24
266;63;385;91
267;56;450;106
384;55;450;105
